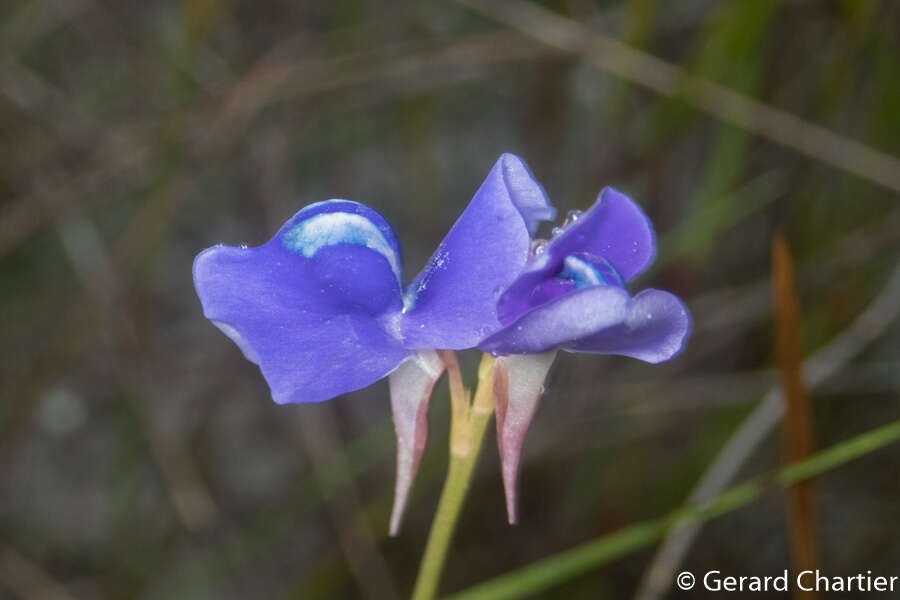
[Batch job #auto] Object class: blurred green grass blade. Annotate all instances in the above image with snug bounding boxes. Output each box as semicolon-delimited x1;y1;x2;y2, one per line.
776;420;900;485
685;0;780;258
654;169;785;269
446;419;900;600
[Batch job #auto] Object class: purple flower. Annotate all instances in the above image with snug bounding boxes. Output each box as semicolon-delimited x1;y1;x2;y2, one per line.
478;185;691;523
193;154;554;532
193;152;689;529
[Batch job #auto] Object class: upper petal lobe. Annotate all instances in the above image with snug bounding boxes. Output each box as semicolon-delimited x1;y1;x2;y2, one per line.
401;154;556;349
193;201;409;404
495;187;655;318
551;187;656;282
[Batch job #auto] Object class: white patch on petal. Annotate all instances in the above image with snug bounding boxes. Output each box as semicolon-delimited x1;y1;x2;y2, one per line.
282;211;402;284
387;350;445;535
561;255;602;288
210;320;260;364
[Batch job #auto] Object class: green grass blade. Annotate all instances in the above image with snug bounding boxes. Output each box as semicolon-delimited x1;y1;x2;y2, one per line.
446;419;900;600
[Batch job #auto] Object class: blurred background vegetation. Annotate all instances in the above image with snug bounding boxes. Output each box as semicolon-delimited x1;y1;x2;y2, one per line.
2;0;899;598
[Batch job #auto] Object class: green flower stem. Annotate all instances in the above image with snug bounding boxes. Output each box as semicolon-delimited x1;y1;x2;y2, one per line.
411;353;496;600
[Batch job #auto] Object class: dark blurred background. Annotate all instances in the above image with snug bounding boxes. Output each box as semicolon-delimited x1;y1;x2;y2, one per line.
2;0;900;598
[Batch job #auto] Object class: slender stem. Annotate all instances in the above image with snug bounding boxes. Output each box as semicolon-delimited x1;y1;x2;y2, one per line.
410;437;486;600
411;354;495;600
438;349;469;440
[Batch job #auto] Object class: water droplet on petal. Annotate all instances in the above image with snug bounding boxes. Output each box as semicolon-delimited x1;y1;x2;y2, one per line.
239;244;249;249
646;313;653;319
551;226;564;237
564;209;583;226
530;238;549;257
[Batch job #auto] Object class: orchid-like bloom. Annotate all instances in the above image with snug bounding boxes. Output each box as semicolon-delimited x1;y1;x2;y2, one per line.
193;154;555;534
479;186;691;524
193;152;689;530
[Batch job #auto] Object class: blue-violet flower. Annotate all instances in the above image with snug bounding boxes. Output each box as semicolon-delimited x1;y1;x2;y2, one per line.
193;153;690;529
193;154;554;533
478;180;691;523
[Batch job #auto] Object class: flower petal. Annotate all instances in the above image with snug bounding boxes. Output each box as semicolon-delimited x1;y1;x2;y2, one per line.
481;285;632;355
400;153;556;349
494;351;557;524
498;188;655;311
495;153;558;236
281;199;404;288
565;288;691;363
549;187;656;281
560;253;625;289
193;201;409;404
497;253;625;324
387;350;445;536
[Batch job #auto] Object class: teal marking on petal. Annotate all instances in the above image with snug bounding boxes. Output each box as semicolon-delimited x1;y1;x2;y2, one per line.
560;255;625;289
561;255;604;289
282;212;402;284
